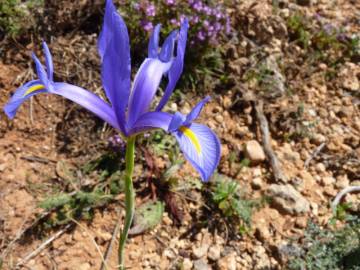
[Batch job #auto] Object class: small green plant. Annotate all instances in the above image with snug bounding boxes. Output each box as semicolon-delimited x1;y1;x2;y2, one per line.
287;11;359;66
39;190;113;227
211;174;260;234
288;214;360;270
0;0;43;37
287;12;311;49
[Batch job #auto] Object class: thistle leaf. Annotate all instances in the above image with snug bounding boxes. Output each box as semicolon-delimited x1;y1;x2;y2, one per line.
129;201;164;235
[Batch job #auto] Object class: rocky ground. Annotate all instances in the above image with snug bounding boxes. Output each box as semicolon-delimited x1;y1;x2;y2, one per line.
0;0;359;269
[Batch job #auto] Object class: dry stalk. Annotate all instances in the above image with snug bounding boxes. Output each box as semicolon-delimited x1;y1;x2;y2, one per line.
255;100;288;183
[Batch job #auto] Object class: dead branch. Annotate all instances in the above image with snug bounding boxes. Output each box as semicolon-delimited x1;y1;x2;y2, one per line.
304;142;326;169
332;186;360;214
255;100;288;183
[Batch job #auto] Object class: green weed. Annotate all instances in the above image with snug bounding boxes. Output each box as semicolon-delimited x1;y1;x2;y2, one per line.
39;190;113;227
0;0;43;37
288;213;360;270
211;174;262;234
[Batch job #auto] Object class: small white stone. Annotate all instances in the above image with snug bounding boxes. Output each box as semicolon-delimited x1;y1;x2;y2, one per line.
192;244;209;259
251;177;263;189
244;140;266;163
321;176;335;186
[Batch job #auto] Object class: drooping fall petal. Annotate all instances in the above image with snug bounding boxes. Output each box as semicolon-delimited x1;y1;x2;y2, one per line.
173;123;221;181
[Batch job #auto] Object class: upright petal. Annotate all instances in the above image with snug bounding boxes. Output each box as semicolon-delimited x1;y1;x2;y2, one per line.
42;41;53;81
148;24;161;58
184;96;211;124
158;30;178;62
127;58;172;128
173;123;221;181
100;6;131;133
32;53;50;89
4;80;46;119
156;19;189;111
98;0;118;60
168;112;185;132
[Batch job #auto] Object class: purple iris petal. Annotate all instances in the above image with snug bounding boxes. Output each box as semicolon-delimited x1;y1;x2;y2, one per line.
159;30;178;62
53;83;120;130
127;58;172;128
4;80;46;119
32;53;51;90
185;96;210;124
156;19;189;111
148;24;161;58
168;111;186;132
4;80;119;130
128;111;172;134
42;42;53;81
173;123;221;181
100;1;131;134
98;0;117;61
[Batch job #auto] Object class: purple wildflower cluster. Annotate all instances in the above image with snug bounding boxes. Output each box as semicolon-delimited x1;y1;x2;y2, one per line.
108;134;126;152
130;0;230;45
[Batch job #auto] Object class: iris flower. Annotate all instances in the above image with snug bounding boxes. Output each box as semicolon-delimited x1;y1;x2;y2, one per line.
4;0;221;182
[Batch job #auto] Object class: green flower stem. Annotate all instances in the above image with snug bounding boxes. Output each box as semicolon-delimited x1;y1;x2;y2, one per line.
118;135;136;270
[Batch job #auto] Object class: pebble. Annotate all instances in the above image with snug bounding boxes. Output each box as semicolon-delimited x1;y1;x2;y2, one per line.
315;163;326;173
335;175;350;189
192;244;209;259
163;248;177;259
321;176;336;186
193;259;211;270
310;202;319;216
215;114;224;123
267;184;310;215
253;245;271;270
295;216;308;228
251;177;263;190
255;222;271;242
182;258;193;270
244;140;266;163
217;252;237;270
208;245;221;261
78;263;91;270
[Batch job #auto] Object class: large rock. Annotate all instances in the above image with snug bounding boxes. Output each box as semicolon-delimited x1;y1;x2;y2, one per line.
244;140;266;163
267;184;310;215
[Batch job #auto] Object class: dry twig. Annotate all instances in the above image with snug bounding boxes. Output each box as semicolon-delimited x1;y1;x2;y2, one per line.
304;142;326;169
332;186;360;214
255;100;288;182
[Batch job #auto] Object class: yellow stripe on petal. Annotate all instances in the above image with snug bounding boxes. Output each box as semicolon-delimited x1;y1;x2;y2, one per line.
23;84;45;97
179;126;201;154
